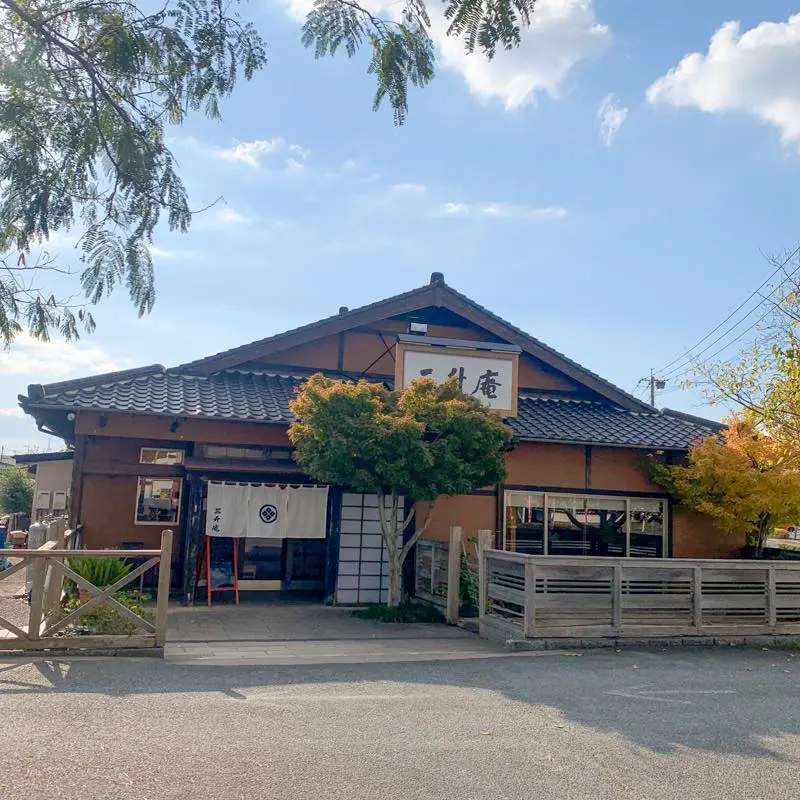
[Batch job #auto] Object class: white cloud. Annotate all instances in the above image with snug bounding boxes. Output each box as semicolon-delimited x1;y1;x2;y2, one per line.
284;0;609;109
0;407;23;417
217;137;312;168
0;334;127;380
34;230;80;251
392;183;427;192
146;246;201;261
597;93;627;146
439;202;566;219
647;15;800;146
434;0;610;108
216;208;252;225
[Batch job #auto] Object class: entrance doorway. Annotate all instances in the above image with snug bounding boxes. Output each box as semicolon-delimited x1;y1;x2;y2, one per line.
198;478;330;597
239;537;326;592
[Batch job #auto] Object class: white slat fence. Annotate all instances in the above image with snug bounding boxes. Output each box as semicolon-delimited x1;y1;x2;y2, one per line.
481;549;800;639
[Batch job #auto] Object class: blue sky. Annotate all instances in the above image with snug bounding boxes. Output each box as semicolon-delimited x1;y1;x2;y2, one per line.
3;0;800;452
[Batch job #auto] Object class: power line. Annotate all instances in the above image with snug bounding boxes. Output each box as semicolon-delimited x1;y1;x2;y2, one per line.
637;369;665;408
689;303;775;372
659;258;800;382
655;243;800;376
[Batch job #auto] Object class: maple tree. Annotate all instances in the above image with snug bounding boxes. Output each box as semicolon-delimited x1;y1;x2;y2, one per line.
649;413;800;554
289;374;509;606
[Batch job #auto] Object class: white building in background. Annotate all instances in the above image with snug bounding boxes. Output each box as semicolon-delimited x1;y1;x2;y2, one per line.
14;451;73;521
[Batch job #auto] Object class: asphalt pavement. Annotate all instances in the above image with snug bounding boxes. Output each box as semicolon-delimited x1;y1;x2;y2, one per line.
1;645;798;799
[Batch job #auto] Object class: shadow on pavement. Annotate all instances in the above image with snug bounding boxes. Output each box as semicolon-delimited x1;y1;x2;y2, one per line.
0;644;798;759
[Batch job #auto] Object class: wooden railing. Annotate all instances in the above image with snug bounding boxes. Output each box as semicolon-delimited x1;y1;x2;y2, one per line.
481;550;800;639
0;529;172;652
415;528;494;623
415;530;460;623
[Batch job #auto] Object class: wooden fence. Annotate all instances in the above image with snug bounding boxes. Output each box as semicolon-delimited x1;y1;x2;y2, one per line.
415;528;493;623
481;549;800;639
0;528;172;653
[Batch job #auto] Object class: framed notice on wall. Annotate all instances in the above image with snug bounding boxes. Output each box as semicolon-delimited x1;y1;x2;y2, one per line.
395;334;520;416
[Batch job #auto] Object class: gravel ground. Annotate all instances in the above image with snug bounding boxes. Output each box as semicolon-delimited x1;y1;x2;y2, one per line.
0;559;28;630
1;646;798;799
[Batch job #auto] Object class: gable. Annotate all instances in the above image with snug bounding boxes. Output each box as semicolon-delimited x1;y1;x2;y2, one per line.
178;273;650;410
241;317;583;394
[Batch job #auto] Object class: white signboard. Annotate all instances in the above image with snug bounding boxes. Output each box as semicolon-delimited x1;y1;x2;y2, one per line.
401;348;516;413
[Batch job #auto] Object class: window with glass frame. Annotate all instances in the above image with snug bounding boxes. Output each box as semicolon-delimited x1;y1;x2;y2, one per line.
140;447;184;465
135;477;183;525
504;493;545;554
203;444;294;462
503;490;667;558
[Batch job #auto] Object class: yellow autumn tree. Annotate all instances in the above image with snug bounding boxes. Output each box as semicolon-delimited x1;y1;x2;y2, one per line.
650;413;800;554
692;249;800;452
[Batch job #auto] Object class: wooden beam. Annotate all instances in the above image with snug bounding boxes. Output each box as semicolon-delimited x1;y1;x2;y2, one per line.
68;434;87;529
0;634;157;651
82;462;184;477
337;331;345;371
324;488;342;604
584;445;592;490
181;474;204;605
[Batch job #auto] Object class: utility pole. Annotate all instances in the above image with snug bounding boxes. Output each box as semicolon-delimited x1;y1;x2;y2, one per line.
638;369;666;408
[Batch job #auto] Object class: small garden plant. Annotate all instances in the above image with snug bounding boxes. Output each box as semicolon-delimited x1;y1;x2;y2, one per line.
352;603;445;624
61;556;152;635
63;590;154;636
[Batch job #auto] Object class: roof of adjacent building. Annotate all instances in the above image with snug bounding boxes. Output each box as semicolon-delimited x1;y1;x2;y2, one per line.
14;451;74;464
19;367;721;450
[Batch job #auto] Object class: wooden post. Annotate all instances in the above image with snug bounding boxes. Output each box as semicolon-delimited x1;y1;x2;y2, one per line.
767;565;777;628
523;560;536;638
446;526;462;624
155;530;174;647
612;564;623;631
477;529;492;619
39;542;63;623
430;544;438;602
692;566;703;630
27;557;47;640
68;434;87;530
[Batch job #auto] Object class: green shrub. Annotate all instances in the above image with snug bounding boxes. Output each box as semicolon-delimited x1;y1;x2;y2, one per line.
459;549;479;614
67;556;131;587
63;591;154;635
0;467;33;514
352;603;445;623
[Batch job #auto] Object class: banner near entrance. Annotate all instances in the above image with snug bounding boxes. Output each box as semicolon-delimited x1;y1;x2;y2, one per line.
205;482;329;539
395;334;520;416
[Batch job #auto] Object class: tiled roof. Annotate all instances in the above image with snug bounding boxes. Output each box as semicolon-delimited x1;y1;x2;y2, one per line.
510;394;721;450
23;367;299;424
22;369;721;450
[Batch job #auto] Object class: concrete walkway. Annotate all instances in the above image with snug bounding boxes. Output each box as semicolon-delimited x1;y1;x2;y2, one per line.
165;601;508;665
